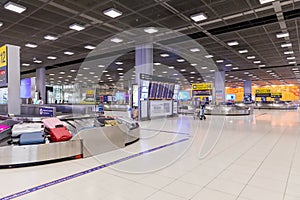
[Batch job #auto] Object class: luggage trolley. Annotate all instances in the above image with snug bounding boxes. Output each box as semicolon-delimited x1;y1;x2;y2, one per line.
193;106;206;120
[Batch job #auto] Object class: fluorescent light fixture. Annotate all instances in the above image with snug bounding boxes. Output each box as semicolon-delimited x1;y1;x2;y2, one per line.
33;60;42;64
115;61;123;65
47;56;57;60
49;73;55;76
59;71;65;74
154;62;161;66
44;35;58;41
103;70;108;73
70;70;76;73
232;67;239;70
190;77;194;79
180;69;186;72
110;37;123;43
168;66;175;69
259;0;275;4
144;27;158;34
117;68;123;71
160;53;169;57
103;8;122;18
210;69;215;72
284;51;294;55
227;41;239;46
244;72;249;74
84;45;96;50
69;23;85;31
225;64;232;67
190;12;207;22
190;63;197;67
287;57;295;60
259;64;266;67
289;62;297;64
0;22;3;27
281;43;292;48
25;43;38;48
190;48;200;52
177;59;185;62
238;49;248;54
190;71;196;74
89;72;95;74
266;70;272;73
247;56;256;59
201;67;208;69
205;55;213;58
118;73;124;75
253;61;261;64
276;32;289;38
64;51;74;55
22;63;30;66
4;2;26;13
216;60;224;63
98;65;105;68
162;71;168;74
173;73;178;76
105;74;110;77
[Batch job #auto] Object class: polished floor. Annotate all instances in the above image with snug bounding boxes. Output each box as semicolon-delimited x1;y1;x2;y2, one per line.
1;109;300;200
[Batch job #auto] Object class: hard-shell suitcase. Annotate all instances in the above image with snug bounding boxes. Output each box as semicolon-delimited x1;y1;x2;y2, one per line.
42;118;64;129
0;124;11;141
49;126;72;142
19;132;45;145
12;123;44;137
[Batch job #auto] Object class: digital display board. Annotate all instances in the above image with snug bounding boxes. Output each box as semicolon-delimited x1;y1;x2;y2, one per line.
0;45;8;87
178;91;191;100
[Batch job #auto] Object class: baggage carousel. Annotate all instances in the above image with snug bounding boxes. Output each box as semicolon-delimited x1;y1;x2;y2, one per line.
204;104;252;116
253;102;298;110
0;114;140;168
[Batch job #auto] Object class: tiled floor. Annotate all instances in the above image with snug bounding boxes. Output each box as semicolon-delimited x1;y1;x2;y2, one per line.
1;109;300;200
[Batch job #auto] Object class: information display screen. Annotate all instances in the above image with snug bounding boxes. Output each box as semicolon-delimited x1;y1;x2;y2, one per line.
149;82;175;100
178;91;191;100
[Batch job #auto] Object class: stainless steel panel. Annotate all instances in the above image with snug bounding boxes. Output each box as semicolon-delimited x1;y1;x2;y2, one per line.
0;140;82;166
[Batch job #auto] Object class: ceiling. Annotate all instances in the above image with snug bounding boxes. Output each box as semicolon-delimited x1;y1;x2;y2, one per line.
0;0;299;88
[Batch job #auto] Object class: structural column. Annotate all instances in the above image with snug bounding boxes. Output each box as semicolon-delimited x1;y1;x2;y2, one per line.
135;43;153;83
36;67;46;103
214;71;226;104
244;80;252;102
7;44;21;115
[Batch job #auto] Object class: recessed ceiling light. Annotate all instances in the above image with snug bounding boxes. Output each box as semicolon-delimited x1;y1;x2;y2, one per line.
105;74;110;77
154;62;161;66
210;69;215;72
59;71;65;74
177;59;185;62
83;67;90;70
205;55;213;58
201;67;208;69
238;49;248;54
253;61;261;64
33;60;42;64
244;72;249;74
168;66;175;69
89;72;95;74
225;64;232;67
281;43;292;48
190;71;196;74
190;77;194;79
227;41;239;46
115;61;123;65
117;68;123;71
49;73;55;76
47;56;57;60
247;56;256;59
58;77;63;79
22;63;30;66
0;22;3;27
25;43;38;48
216;60;224;63
259;0;275;4
103;70;108;73
110;38;123;43
173;73;178;76
84;45;95;50
64;51;74;55
144;27;158;34
160;53;169;57
266;70;272;73
4;2;26;13
284;51;294;55
97;65;105;68
118;73;124;75
70;70;76;72
276;32;289;38
180;69;186;72
190;12;207;22
190;48;200;52
232;67;239;70
289;62;297;64
67;75;72;78
103;8;122;18
69;23;85;31
44;35;58;41
162;71;168;74
287;57;295;60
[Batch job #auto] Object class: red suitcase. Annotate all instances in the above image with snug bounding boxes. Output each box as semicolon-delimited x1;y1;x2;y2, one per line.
49;126;72;142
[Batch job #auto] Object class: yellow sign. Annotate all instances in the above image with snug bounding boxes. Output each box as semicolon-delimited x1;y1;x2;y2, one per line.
272;92;282;96
256;89;270;94
192;83;212;90
0;45;7;68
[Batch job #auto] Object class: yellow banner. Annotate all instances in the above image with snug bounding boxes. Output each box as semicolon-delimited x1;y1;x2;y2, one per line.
0;45;7;68
192;83;212;90
256;89;271;94
272;92;282;96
